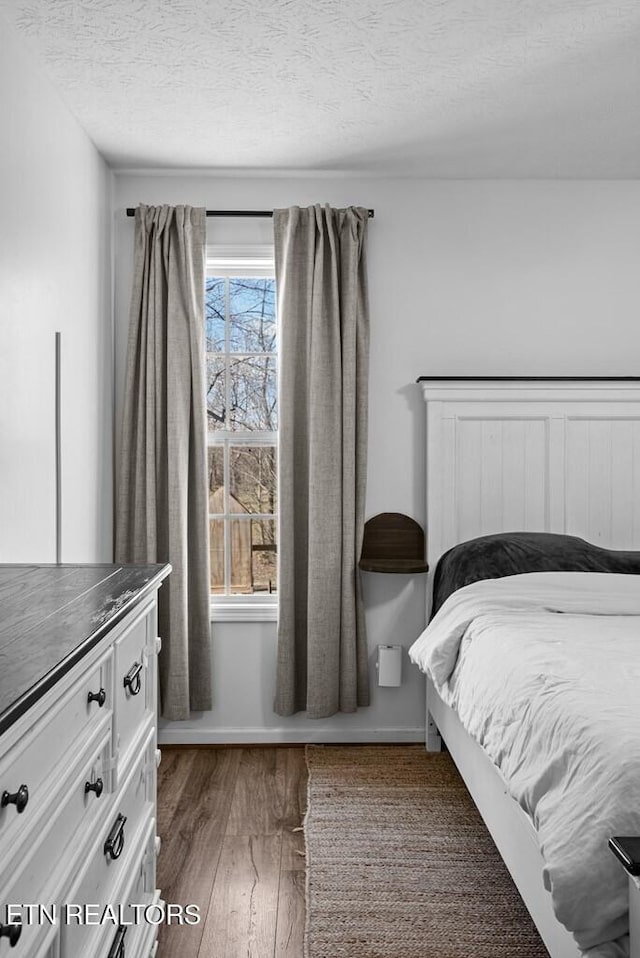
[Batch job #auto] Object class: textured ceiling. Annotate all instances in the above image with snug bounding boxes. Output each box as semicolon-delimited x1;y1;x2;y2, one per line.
2;0;640;175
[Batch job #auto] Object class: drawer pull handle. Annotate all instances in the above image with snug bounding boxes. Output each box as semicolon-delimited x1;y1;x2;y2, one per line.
88;687;106;707
1;784;29;814
123;662;143;696
85;778;104;798
104;813;127;860
107;924;127;958
0;921;22;947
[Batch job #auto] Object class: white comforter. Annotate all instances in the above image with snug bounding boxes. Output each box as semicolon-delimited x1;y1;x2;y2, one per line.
408;572;640;958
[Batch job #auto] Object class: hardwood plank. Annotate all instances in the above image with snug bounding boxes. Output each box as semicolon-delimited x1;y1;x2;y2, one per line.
274;827;306;958
277;747;307;824
274;749;306;957
226;748;284;837
156;748;242;958
157;748;198;838
198;834;282;958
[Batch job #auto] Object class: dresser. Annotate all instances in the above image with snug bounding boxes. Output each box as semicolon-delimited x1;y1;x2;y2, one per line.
0;563;171;958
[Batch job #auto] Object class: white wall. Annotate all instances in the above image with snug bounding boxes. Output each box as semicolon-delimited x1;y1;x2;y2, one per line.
0;13;113;563
114;174;640;743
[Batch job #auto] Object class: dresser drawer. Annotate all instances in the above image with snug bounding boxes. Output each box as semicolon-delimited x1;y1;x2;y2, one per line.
113;602;157;774
60;726;156;958
0;914;57;958
0;723;112;956
0;648;112;857
61;814;155;958
98;825;161;958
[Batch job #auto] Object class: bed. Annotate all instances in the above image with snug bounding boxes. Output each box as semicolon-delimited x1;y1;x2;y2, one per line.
409;378;640;958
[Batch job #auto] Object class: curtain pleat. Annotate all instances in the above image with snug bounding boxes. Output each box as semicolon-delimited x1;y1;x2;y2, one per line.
274;204;370;718
116;204;212;720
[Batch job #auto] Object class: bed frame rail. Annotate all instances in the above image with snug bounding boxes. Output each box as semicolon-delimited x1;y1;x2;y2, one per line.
427;677;581;958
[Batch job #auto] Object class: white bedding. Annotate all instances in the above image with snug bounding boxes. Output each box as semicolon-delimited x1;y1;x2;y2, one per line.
408;572;640;958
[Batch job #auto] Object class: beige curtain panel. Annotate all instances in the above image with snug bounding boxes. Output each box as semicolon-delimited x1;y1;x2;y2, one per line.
273;204;370;718
116;204;212;720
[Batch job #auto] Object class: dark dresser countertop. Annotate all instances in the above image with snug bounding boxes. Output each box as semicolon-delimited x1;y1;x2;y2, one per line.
0;563;171;737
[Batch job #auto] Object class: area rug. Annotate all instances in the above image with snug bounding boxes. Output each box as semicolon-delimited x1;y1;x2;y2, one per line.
304;745;550;958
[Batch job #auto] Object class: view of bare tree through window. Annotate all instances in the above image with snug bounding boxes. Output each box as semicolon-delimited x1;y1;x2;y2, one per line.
206;276;277;596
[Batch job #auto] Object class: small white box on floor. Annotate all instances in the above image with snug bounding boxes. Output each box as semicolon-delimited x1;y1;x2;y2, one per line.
377;645;402;686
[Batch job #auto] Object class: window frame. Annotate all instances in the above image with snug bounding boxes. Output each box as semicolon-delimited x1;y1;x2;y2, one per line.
205;245;278;622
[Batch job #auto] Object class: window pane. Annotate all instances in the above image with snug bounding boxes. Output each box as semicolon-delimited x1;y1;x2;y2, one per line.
230;446;276;514
205;269;278;598
206;354;226;431
205;278;226;350
230;518;277;595
209;519;225;594
208;446;225;513
229;357;277;431
229;278;276;353
251;519;277;594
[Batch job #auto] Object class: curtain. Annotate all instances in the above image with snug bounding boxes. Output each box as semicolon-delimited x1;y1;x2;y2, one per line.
116;204;212;720
273;204;370;718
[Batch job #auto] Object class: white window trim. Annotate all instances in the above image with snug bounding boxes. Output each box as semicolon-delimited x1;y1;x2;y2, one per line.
207;245;275;274
210;595;277;622
207;246;277;621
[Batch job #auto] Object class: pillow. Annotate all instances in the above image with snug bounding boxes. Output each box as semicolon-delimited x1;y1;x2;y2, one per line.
431;531;640;617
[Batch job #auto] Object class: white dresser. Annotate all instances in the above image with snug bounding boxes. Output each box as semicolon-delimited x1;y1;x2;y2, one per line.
0;563;171;958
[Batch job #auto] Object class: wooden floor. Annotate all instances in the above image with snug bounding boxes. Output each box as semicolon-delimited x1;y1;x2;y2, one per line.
156;747;307;958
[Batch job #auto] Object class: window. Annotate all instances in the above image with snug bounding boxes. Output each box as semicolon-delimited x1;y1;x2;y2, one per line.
206;247;277;608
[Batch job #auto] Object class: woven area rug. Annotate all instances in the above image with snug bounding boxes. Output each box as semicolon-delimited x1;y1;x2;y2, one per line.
304;745;550;958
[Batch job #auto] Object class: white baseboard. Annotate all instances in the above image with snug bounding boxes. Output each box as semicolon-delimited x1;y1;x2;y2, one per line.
157;726;425;746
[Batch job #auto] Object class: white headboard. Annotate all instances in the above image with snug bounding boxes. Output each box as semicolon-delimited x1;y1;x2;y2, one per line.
421;378;640;579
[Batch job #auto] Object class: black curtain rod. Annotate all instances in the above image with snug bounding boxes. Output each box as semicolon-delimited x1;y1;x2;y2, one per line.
126;207;374;218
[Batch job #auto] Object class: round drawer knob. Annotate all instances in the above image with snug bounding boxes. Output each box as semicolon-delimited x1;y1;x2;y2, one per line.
1;784;29;814
87;687;106;707
0;921;22;946
85;778;104;798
